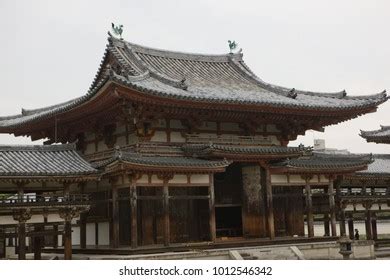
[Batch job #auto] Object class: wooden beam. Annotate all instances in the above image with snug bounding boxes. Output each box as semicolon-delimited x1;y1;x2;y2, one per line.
209;174;216;243
130;176;138;249
372;215;378;241
365;209;373;240
339;208;346;237
53;224;58;248
305;181;314;238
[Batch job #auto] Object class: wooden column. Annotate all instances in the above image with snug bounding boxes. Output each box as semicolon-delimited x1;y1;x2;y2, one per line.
305;179;314;238
130;175;138;248
80;213;87;249
163;178;170;246
111;182;119;248
13;209;31;260
64;219;72;260
79;184;87;249
348;214;354;240
208;174;216;242
364;203;373;240
339;205;346;237
265;168;275;239
328;179;337;236
372;214;378;241
324;213;330;236
33;225;43;260
18;222;26;260
53;224;58;248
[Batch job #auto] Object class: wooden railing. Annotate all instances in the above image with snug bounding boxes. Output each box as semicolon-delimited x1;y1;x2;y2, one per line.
186;134;274;145
0;194;90;207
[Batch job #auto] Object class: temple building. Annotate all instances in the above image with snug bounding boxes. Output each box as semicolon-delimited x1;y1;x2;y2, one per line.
0;34;388;259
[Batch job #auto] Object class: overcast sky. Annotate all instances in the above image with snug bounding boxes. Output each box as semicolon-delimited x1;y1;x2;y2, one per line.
0;0;389;153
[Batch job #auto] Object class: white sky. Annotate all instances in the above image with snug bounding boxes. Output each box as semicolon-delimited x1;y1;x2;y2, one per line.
0;0;389;153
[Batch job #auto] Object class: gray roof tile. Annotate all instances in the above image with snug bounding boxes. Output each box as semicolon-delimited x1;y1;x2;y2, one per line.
0;144;98;177
0;36;387;130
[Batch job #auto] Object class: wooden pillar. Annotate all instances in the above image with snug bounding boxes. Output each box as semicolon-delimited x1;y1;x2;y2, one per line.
208;174;216;242
111;182;119;248
18;222;26;260
80;213;87;249
13;208;31;260
79;184;87;249
324;213;330;236
265;168;275;239
328;179;337;236
163;178;170;246
130;175;138;248
33;225;43;260
365;203;373;240
305;180;314;238
53;224;58;248
339;206;346;237
348;214;354;240
95;222;99;246
372;215;378;241
64;219;72;260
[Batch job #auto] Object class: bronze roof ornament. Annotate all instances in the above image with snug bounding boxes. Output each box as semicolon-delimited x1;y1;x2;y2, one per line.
111;23;124;40
228;40;238;53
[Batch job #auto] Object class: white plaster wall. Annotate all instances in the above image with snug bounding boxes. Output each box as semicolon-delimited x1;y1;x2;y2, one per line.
170;175;187;184
47;213;62;223
0;214;44;225
72;226;80;245
137;175;149;184
271;174;288;184
98;222;110;246
319;175;329;183
266;124;280;132
86;223;96;246
97;140;108;152
289;175;305;184
191;174;209;184
151;175;163;184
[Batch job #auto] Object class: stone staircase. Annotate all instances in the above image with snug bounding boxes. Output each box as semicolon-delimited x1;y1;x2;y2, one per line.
231;246;301;260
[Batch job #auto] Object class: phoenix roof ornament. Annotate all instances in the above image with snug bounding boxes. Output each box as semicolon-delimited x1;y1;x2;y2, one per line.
228;40;238;53
111;23;124;39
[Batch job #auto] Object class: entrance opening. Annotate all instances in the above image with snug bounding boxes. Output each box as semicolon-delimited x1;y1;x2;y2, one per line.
215;206;243;238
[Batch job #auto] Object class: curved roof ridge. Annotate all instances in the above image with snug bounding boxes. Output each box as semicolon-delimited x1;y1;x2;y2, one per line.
110;36;242;62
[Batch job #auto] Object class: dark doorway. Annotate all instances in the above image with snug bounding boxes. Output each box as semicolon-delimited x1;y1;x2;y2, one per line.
215;206;243;237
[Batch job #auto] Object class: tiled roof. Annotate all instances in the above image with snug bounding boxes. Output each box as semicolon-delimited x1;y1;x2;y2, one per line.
182;144;308;158
360;125;390;143
355;154;390;176
271;152;373;172
0;36;387;130
93;151;230;171
0;144;98;177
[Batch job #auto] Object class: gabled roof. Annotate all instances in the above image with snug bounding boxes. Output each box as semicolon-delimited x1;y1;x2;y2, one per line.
271;152;373;174
0;36;387;133
360;125;390;144
0;144;99;178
